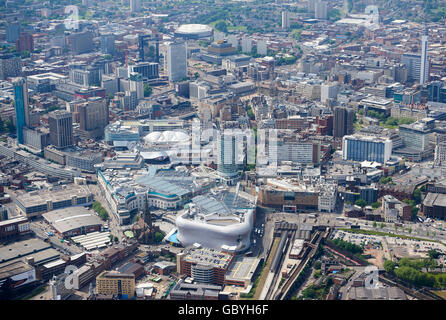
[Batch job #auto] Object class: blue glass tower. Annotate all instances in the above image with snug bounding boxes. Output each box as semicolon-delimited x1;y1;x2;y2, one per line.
13;77;29;144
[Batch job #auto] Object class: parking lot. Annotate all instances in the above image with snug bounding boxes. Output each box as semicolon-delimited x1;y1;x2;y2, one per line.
332;229;446;261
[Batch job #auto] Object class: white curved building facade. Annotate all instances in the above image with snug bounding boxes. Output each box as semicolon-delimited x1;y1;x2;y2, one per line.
176;209;254;252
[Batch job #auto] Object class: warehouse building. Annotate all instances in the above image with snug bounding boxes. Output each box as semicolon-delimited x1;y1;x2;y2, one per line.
42;207;103;237
0;238;59;266
0;260;36;292
423;193;446;219
15;185;94;218
0;216;31;241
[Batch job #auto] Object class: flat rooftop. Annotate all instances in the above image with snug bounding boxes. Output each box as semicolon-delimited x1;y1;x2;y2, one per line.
225;256;260;283
16;185;92;208
0;260;34;280
0;238;51;264
42;207;103;234
183;247;233;270
99;271;135;279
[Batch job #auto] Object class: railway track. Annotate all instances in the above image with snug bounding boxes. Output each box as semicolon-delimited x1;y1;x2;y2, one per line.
274;229;328;300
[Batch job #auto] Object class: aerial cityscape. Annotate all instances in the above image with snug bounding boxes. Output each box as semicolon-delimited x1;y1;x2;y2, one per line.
1;0;446;303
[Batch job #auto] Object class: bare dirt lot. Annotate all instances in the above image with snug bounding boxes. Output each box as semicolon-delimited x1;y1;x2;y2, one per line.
364;247;384;268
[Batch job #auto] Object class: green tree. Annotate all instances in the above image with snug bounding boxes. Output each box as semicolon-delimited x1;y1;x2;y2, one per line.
154;231;165;243
114;236;118;243
384;260;396;273
413;188;422;204
20;50;30;59
355;199;367;208
5;119;15;133
428;249;441;260
373;221;377;228
379;176;392;184
144;83;152;97
371;202;381;209
214;20;228;33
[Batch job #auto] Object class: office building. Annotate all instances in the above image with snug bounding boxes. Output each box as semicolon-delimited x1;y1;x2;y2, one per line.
0;53;22;80
315;0;328;20
100;33;115;55
216;133;245;183
333;107;354;138
321;83;338;104
23;127;50;152
96;271;135;298
15;32;34;53
128;61;159;80
426;81;446;103
77;97;109;139
27;72;67;93
401;53;421;83
69;31;94;55
13;77;30;144
342;134;392;163
282;11;290;29
257;40;267;55
69;65;101;87
130;0;141;13
435;141;446;165
268;139;320;165
48;110;73;149
6;22;20;43
129;72;144;100
398;121;431;152
420;26;429;85
241;37;252;54
308;0;316;12
167;41;187;82
207;40;237;56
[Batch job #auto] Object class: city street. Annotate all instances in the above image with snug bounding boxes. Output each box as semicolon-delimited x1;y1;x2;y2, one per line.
88;184;124;243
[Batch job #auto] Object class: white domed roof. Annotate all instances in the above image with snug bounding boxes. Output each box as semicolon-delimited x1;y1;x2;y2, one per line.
144;131;189;144
176;24;213;34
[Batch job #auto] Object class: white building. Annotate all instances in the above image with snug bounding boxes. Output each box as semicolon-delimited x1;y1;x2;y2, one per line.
176;190;256;252
320;83;338;104
241;37;252;54
167;41;187;82
318;183;338;213
314;0;328;20
420;26;429;85
257;40;268;56
282;11;290;29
